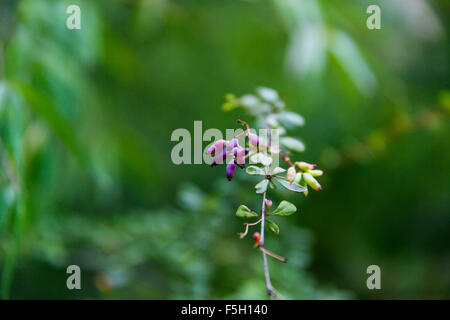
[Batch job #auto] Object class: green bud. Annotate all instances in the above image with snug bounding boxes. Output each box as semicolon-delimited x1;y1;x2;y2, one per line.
286;166;296;182
293;172;302;184
295;161;316;171
303;172;322;191
309;169;323;177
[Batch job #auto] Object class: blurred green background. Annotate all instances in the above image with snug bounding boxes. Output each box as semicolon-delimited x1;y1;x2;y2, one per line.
0;0;448;299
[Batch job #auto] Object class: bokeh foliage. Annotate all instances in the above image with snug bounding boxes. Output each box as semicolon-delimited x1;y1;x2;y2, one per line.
0;0;448;299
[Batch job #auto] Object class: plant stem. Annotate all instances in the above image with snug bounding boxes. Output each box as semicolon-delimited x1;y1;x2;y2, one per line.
260;191;275;297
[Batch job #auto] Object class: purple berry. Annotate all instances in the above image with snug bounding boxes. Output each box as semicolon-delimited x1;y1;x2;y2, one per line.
226;160;237;181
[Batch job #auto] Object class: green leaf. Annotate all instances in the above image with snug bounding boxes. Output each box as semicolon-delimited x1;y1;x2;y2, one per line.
270;200;297;217
222;93;238;111
275;112;305;128
265;219;279;234
235;205;259;218
246;165;265;176
270;167;286;175
250;153;272;166
280;137;305;153
275;177;307;193
239;94;260;109
257;87;279;103
329;31;376;95
255;179;269;194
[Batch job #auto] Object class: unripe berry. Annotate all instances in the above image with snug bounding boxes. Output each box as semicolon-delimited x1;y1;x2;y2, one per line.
293;172;302;184
309;169;323;177
303;172;322;191
264;199;273;210
295;161;316;171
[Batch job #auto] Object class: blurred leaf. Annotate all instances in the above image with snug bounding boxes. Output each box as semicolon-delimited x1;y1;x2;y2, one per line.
280;137;305;153
265;219;279;234
329;31;376;95
13;81;89;168
286;26;327;78
257;87;279;103
275;111;305;128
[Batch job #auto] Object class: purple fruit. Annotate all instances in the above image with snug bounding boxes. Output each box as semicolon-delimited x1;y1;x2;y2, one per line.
226;160;237;181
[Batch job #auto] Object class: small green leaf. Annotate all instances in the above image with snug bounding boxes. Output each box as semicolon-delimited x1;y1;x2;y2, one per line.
280;137;305;153
275;177;307;193
235;205;259;218
270;200;297;217
275;111;305;128
265;219;279;234
257;87;279;103
255;179;269;194
240;94;260;109
270;167;286;175
246;165;265;176
250;153;272;166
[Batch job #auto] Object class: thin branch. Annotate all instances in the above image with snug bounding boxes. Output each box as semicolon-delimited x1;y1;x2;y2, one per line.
259;247;287;263
238;218;262;239
280;152;294;166
260;191;276;298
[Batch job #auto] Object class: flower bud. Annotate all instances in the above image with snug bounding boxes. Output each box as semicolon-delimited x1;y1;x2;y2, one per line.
207;145;216;155
208;139;226;156
211;147;227;166
302;172;322;191
227;138;239;150
293;172;302;184
248;133;259;146
252;232;261;240
295;161;316;171
309;169;323;177
286;166;296;182
226;160;237;181
214;139;226;149
264;199;273;210
234;147;246;167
